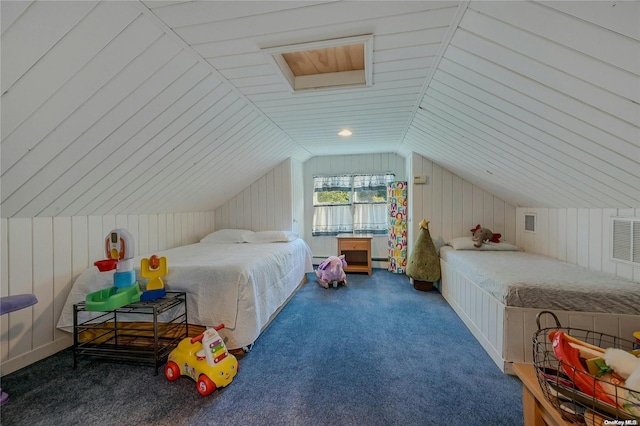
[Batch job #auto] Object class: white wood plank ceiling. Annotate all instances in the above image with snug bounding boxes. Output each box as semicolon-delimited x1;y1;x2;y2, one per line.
1;1;638;218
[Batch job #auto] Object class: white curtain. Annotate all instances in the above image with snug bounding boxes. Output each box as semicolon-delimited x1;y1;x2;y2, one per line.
312;205;353;236
353;204;387;234
352;173;395;191
313;174;352;192
312;173;394;236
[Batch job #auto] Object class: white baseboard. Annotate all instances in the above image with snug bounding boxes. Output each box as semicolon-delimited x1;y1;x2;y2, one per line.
1;335;72;376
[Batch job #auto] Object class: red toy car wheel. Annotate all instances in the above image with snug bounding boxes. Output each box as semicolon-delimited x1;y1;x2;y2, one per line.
196;374;216;396
164;361;181;381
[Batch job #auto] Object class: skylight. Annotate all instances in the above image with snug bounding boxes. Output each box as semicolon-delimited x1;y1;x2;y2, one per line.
262;35;373;93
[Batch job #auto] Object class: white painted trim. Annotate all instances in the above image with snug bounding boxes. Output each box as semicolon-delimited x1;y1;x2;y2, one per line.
295;70;366;91
261;34;374;93
1;336;72;376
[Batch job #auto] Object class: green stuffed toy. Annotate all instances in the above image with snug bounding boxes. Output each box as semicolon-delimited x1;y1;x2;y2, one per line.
406;219;441;290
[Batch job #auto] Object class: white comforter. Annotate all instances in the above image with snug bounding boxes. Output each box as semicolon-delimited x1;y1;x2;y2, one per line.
440;247;640;315
57;239;314;349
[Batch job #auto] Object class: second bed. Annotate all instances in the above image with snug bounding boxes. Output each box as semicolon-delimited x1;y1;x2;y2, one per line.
439;237;640;374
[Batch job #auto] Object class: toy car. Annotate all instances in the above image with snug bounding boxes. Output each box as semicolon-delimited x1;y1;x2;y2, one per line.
164;324;238;396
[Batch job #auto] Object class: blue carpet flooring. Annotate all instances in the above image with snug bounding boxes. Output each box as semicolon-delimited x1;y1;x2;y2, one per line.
0;269;523;425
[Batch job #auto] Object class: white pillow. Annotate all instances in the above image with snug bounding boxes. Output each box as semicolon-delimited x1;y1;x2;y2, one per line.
200;229;254;243
447;237;519;251
244;230;298;243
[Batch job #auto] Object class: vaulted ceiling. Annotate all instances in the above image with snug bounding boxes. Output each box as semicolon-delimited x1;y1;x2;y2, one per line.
1;1;638;218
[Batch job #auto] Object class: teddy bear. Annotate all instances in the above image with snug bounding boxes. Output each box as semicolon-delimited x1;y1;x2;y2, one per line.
603;348;640;392
315;255;347;289
470;224;502;248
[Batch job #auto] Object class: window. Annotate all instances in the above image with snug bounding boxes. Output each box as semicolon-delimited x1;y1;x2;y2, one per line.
313;175;352;206
312;173;395;236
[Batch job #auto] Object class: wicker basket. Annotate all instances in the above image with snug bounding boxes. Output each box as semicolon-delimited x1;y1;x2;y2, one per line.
532;311;640;424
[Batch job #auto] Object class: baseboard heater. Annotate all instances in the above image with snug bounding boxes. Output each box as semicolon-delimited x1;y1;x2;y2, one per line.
312;256;387;264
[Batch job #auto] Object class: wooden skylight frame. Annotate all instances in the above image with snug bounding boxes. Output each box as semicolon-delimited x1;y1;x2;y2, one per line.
262;34;373;93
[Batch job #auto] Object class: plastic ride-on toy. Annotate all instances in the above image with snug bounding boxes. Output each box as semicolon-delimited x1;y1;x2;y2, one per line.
164;324;238;396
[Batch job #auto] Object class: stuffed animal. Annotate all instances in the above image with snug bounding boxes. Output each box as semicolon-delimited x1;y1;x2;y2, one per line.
315;255;347;289
470;224;501;248
603;348;640;392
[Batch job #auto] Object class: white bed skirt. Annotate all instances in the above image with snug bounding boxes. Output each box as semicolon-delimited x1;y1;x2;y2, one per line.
440;258;640;375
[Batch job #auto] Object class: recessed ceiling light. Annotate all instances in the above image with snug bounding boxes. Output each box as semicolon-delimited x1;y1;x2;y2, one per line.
338;129;352;137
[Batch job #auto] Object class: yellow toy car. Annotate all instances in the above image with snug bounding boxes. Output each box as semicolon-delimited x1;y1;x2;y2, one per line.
164;324;238;396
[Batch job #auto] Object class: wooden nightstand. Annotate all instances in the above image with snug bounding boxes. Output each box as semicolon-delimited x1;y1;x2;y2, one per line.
336;234;373;275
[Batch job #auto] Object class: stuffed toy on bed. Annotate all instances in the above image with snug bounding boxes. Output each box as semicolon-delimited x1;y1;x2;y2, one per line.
470;224;501;248
315;255;347;289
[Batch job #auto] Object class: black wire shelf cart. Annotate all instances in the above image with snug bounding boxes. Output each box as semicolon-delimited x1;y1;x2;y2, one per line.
73;291;188;375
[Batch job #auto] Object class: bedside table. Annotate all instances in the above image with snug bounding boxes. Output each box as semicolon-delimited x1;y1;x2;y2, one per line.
336;234;373;275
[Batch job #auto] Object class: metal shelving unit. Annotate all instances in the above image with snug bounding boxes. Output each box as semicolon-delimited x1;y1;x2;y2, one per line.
73;291;188;375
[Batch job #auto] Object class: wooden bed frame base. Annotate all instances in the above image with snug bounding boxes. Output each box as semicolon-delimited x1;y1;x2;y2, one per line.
440;259;640;375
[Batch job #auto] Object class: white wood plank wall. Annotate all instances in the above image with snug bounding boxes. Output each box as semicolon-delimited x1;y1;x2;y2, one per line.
214;159;296;232
303;153;407;263
0;211;214;375
408;152;516;256
516;207;640;283
291;159;305;236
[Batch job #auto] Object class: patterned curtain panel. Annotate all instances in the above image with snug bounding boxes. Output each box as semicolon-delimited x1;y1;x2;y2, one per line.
314;174;352;192
312;205;353;236
387;181;408;273
353;173;395;191
312;175;353;236
353;203;387;234
353;173;395;234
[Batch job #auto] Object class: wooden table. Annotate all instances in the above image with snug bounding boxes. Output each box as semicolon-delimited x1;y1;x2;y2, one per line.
513;363;575;426
336;233;372;275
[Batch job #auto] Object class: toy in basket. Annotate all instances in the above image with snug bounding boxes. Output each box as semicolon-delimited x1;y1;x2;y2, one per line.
165;324;238;396
533;311;640;423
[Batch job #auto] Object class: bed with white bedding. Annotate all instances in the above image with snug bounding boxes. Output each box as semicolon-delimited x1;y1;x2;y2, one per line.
57;230;314;350
438;237;640;374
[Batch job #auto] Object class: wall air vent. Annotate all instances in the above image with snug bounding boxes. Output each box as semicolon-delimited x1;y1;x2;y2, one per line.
524;213;536;233
611;217;640;265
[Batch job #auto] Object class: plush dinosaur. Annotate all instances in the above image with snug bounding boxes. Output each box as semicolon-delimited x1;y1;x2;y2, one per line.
315;255;347;289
